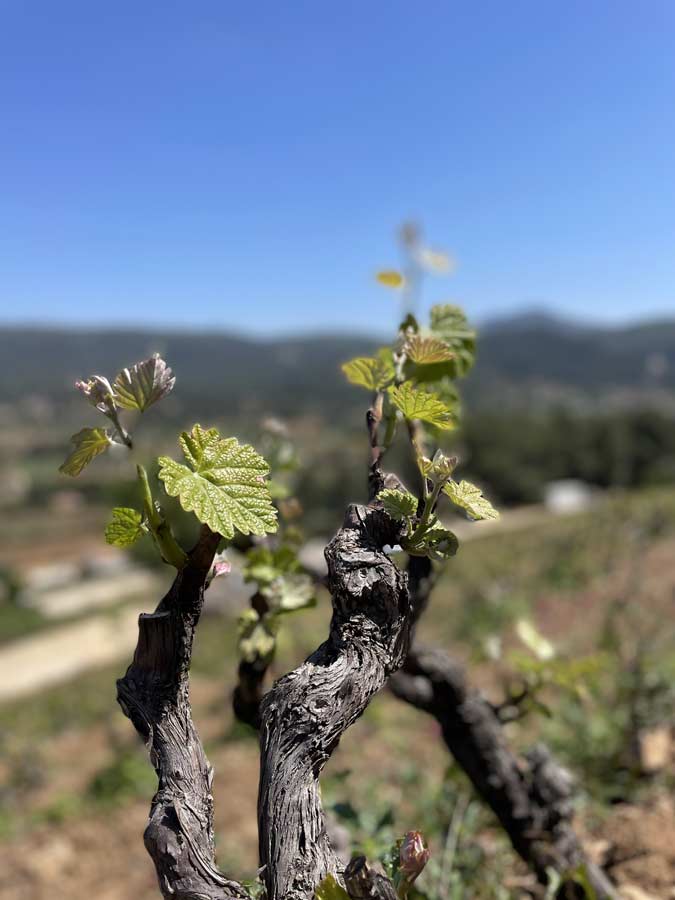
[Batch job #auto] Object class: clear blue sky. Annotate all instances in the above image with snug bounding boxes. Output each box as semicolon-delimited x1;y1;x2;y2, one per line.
2;1;675;335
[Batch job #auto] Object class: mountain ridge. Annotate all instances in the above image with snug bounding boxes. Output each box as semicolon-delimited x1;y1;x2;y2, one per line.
1;313;673;416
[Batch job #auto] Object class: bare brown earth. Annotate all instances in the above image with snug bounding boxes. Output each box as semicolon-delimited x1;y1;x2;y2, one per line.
0;689;673;899
1;527;674;898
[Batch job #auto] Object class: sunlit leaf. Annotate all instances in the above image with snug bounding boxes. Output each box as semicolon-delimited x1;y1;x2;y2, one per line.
418;449;457;483
238;613;277;663
443;479;499;521
243;544;303;586
342;349;395;390
416;248;455;274
388;382;456;430
402;517;458;561
104;507;146;547
429;304;474;340
425;523;459;560
113;354;175;412
404;334;454;365
315;874;351;900
157;424;277;539
428;304;476;377
515;619;555;661
75;376;116;414
378;488;418;520
376;269;405;289
59;427;112;477
263;573;316;612
567;864;598;900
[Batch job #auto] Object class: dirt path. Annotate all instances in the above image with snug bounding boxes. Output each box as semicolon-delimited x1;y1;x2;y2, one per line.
0;605;145;701
0;504;571;704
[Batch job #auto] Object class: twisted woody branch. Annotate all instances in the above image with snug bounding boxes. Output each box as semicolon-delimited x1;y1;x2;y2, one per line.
117;526;247;900
119;495;410;900
258;502;410;900
391;555;619;900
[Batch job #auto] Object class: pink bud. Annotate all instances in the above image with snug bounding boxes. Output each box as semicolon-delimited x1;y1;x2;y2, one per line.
75;375;116;414
399;831;430;882
213;560;232;578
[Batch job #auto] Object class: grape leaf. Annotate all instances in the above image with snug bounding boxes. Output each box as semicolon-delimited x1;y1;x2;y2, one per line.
75;376;116;414
428;304;476;377
388;382;455;430
378;488;418;520
515;619;555;661
239;616;277;664
59;427;112;477
419;449;457;483
375;270;404;288
113;354;175;412
404;334;454;365
157;424;277;538
104;507;146;547
443;479;499;521
342;350;395;390
424;522;459;560
263;573;317;613
403;516;458;560
429;304;475;341
416;247;455;274
243;544;302;586
315;875;351;900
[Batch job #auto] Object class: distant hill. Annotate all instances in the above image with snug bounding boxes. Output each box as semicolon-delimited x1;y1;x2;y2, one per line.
0;328;376;422
1;315;674;421
475;313;675;402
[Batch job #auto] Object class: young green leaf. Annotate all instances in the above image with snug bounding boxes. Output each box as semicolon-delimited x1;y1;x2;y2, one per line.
424;523;459;560
403;518;458;560
375;269;404;289
429;304;475;340
59;427;112;477
104;507;146;547
75;376;116;415
113;354;175;412
415;247;455;274
238;614;278;664
342;350;395;391
403;334;454;365
428;304;476;377
378;488;418;520
515;619;555;661
418;449;457;484
315;874;351;900
263;573;316;613
388;382;456;430
157;424;277;539
243;544;303;587
443;479;499;521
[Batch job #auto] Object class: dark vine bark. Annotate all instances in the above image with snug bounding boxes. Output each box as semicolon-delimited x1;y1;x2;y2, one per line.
117;526;248;900
344;856;399;900
232;589;271;730
257;503;410;900
390;643;618;899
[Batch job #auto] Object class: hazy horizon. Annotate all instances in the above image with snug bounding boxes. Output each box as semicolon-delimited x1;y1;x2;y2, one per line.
1;305;675;341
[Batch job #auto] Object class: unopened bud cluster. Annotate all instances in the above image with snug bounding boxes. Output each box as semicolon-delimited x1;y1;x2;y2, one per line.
399;830;430;882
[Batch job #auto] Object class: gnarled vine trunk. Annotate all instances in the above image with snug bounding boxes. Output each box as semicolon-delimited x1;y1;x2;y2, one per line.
258;504;410;900
118;505;409;900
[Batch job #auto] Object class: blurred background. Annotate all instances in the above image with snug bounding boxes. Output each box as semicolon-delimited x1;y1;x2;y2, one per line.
1;3;675;898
